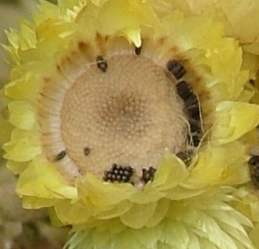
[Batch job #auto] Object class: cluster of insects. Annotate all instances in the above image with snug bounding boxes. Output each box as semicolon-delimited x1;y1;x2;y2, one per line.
103;164;134;183
166;59;203;165
103;164;156;184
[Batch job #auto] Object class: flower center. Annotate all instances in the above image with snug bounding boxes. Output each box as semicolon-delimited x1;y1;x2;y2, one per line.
39;39;203;183
61;54;187;178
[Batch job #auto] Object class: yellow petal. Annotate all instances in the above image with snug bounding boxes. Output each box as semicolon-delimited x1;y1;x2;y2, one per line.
97;0;158;36
123;27;142;47
17;157;77;200
152;153;189;191
145;199;170;227
6;161;27;175
250;224;259;249
79;174;136;209
22;196;57;209
0;116;12;146
55;200;91;225
5;73;42;101
218;0;259;44
184;0;259;49
212;101;259;144
8;101;36;130
130;184;165;204
95;200;133;220
120;202;157;229
3;129;41;162
185;142;250;188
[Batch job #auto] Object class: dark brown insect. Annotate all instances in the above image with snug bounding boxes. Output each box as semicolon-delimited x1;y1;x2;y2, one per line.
176;150;193;166
84;147;91;156
191;134;201;147
96;56;108;72
186;105;201;121
134;45;142;55
176;81;192;100
176;81;201;119
249;155;259;188
141;167;156;184
55;150;66;161
189;119;202;134
185;93;199;108
167;60;186;79
187;132;201;147
103;164;134;183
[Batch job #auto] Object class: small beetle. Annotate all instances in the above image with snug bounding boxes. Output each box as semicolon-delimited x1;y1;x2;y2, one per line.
176;81;192;100
55;150;66;161
176;150;193;166
96;56;108;72
84;147;91;156
141;167;156;184
167;60;186;80
134;45;142;56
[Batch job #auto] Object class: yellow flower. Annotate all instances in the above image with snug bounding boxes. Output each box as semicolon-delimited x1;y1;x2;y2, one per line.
1;0;259;249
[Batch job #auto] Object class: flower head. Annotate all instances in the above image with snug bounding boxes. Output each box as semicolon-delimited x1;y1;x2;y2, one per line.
1;0;259;249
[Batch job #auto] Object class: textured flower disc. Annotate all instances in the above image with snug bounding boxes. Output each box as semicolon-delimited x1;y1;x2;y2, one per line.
39;35;206;184
2;1;259;249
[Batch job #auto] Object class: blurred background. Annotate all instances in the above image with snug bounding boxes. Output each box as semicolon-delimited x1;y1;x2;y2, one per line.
0;1;67;249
